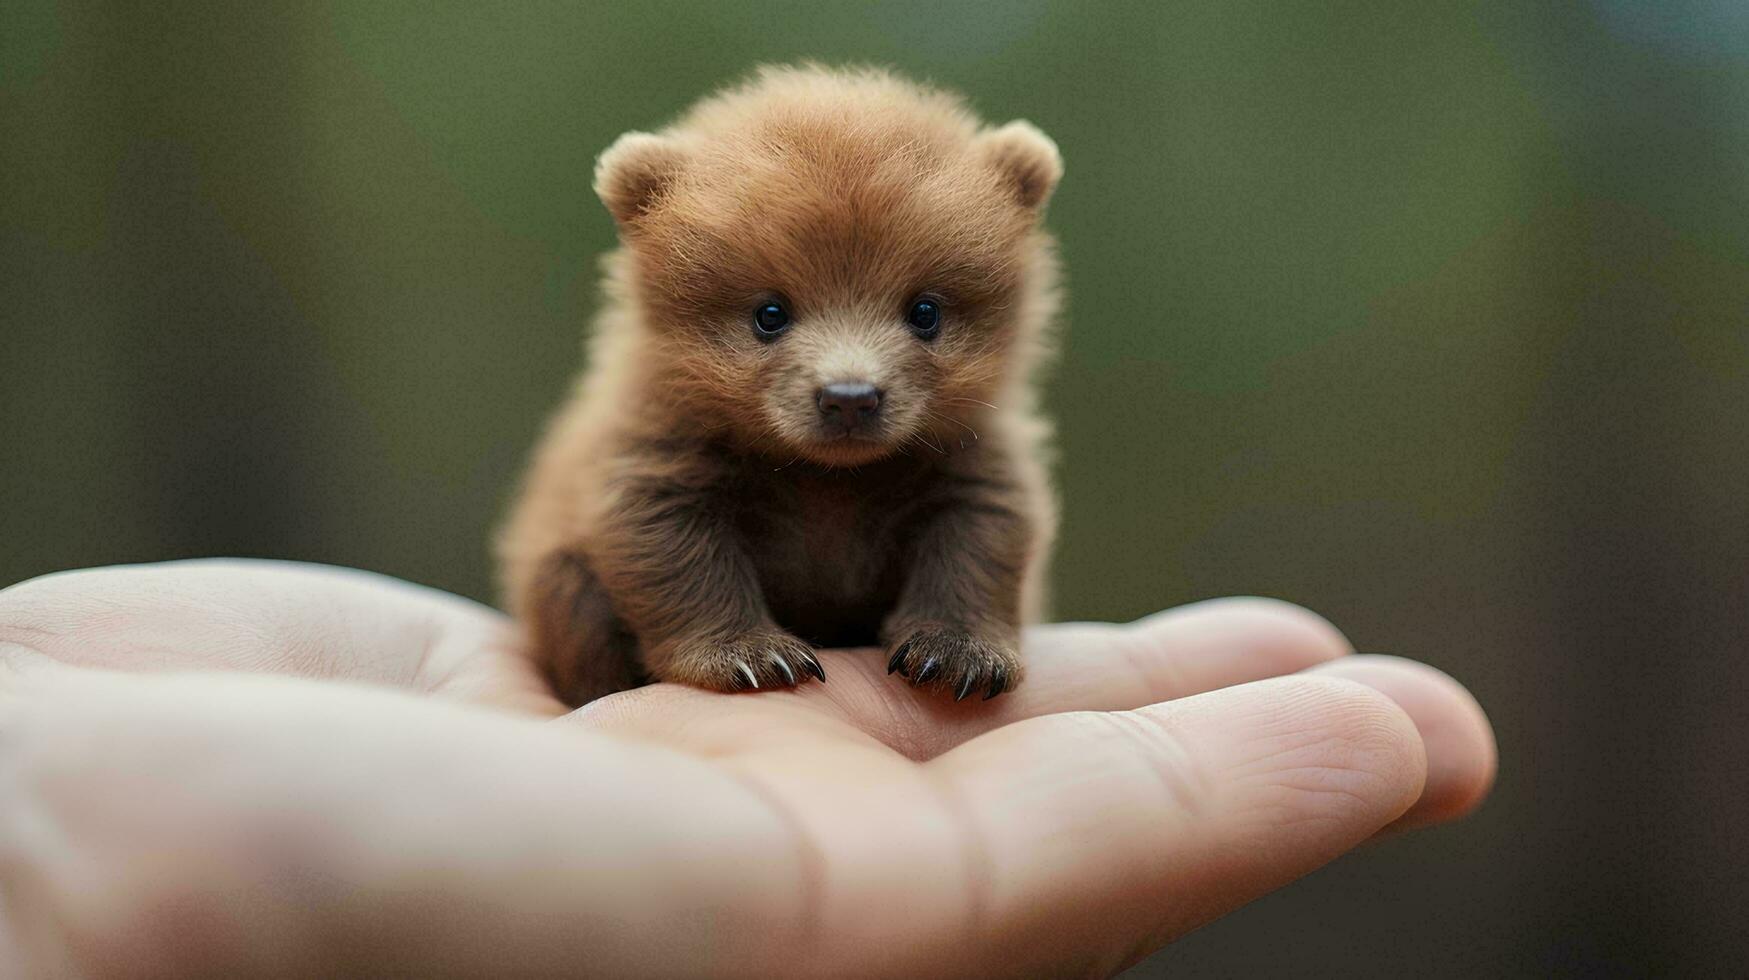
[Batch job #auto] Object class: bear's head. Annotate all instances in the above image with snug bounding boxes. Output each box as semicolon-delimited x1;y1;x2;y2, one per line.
595;65;1062;467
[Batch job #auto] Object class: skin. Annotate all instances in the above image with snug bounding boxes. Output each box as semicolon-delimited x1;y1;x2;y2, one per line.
0;560;1496;978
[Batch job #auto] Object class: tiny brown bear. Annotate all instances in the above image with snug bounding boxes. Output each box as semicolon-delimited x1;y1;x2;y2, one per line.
498;64;1063;706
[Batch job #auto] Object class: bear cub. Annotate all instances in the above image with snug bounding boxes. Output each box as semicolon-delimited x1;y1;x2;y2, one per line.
499;65;1063;706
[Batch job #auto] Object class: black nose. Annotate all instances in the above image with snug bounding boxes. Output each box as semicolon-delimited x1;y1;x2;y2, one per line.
817;383;883;427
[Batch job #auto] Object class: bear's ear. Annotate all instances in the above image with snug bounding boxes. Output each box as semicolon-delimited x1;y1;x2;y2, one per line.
974;120;1062;212
594;131;688;226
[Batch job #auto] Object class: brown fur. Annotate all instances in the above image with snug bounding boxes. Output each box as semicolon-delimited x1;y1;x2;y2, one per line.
498;65;1062;705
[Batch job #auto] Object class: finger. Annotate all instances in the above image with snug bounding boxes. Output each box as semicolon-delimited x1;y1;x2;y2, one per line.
0;560;564;717
1306;655;1496;829
0;559;490;677
900;675;1428;976
1029;597;1356;708
791;597;1355;759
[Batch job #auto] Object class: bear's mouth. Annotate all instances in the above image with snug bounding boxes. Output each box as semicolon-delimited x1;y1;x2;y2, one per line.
817;429;883;443
809;410;894;446
794;429;901;466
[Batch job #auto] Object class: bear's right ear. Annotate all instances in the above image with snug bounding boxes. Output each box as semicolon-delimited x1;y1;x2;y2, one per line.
974;120;1062;213
594;131;688;226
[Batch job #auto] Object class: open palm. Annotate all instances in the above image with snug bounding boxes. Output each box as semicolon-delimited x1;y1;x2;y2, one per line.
0;561;1494;977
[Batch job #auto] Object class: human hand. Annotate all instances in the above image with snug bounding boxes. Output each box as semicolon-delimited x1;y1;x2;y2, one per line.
0;561;1494;977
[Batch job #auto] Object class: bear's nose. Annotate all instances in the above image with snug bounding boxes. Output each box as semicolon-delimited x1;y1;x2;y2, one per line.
817;383;883;427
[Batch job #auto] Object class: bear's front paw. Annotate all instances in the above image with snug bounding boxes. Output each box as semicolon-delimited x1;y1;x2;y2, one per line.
659;627;826;692
885;623;1021;701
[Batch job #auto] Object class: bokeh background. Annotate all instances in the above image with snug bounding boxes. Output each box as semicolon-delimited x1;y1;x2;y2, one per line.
4;1;1746;974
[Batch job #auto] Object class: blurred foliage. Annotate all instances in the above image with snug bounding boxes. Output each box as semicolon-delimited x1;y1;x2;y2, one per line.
2;1;1746;975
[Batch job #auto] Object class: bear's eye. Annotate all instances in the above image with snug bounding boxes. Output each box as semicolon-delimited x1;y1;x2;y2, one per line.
906;297;941;339
752;301;790;339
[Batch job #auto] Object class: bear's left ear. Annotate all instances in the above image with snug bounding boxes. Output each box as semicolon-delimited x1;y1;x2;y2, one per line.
594;131;689;226
974;120;1062;212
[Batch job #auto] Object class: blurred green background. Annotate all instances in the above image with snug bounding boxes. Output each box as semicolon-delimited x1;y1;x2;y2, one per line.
3;1;1746;974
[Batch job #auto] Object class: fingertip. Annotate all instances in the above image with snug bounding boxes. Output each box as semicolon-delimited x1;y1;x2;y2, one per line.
1229;674;1429;825
1134;596;1356;675
1307;656;1496;829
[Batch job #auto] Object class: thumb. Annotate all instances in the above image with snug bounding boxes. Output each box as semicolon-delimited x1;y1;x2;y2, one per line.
916;675;1428;976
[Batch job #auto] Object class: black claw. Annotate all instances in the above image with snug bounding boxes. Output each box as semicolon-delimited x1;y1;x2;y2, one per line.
954;674;976;701
771;656;796;686
802;653;826;682
914;657;941;684
984;666;1008;700
887;641;911;675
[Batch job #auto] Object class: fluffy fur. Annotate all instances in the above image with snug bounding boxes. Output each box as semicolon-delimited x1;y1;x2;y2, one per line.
499;65;1063;705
